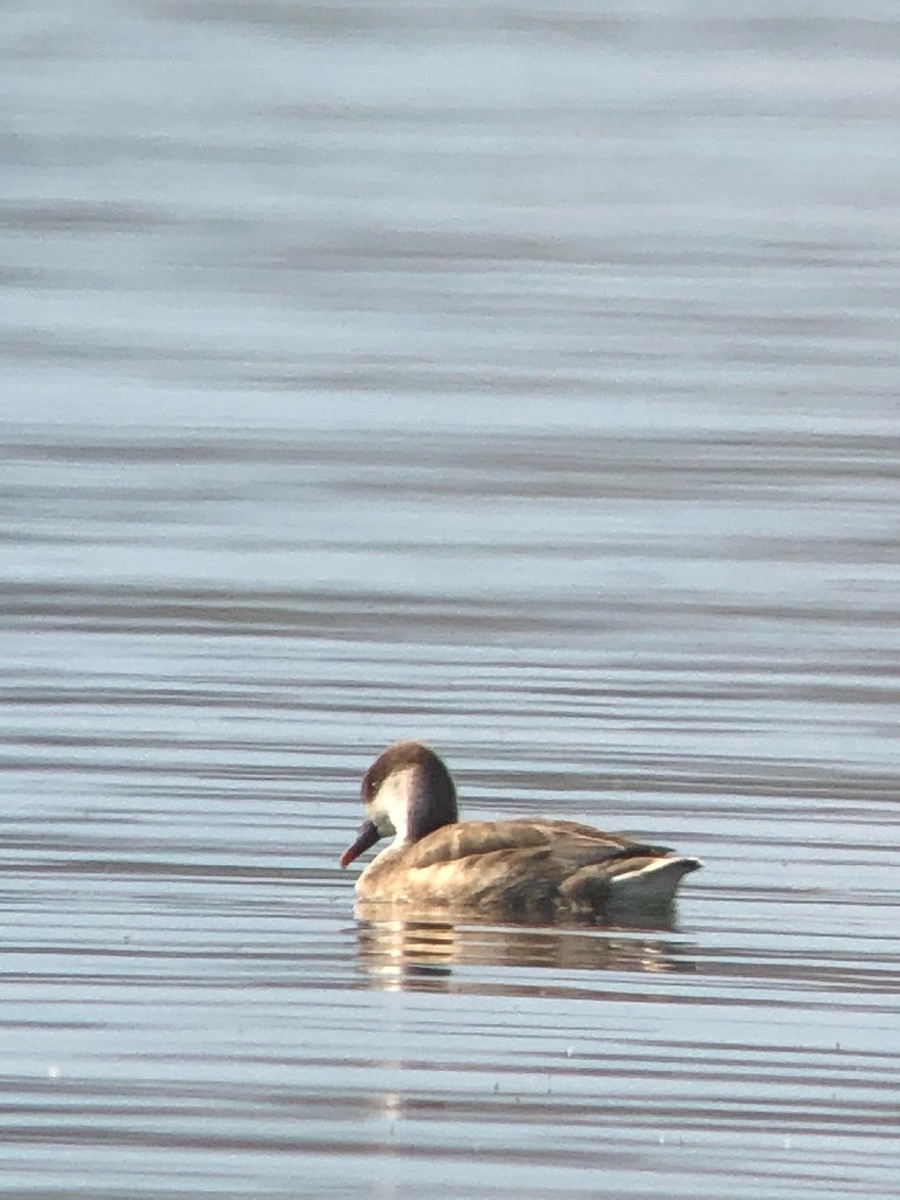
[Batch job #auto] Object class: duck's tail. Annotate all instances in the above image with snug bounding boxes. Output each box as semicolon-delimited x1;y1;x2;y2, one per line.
561;853;702;913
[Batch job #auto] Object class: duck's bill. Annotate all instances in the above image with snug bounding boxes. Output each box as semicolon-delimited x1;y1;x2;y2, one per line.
340;819;382;868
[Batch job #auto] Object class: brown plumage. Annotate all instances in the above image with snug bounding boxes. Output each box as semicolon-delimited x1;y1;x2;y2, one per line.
340;741;702;921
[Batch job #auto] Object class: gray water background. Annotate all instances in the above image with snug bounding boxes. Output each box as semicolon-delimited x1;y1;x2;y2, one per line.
2;2;899;1197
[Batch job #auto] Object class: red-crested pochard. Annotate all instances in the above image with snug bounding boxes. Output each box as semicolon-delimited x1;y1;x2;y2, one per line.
341;742;702;920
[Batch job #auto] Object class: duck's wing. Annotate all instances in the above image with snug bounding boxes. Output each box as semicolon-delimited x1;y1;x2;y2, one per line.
508;818;674;857
404;818;671;870
515;819;701;909
401;819;542;869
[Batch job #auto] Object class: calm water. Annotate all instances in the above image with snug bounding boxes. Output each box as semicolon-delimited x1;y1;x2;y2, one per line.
2;2;899;1197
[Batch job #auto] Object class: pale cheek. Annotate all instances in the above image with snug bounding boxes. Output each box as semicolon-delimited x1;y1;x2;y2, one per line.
370;793;397;839
370;767;419;843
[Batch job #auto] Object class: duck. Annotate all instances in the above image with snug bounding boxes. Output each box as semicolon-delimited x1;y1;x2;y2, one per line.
340;741;702;920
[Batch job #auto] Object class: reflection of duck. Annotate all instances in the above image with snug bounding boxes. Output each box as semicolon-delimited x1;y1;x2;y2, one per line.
355;914;697;990
340;742;701;922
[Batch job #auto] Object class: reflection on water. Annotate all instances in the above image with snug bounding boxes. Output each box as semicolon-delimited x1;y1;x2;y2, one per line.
355;911;697;991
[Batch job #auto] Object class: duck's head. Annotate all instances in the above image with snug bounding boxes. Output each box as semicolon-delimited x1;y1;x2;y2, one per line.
339;741;458;868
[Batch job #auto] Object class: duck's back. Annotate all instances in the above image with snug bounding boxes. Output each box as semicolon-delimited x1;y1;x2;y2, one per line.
356;817;700;919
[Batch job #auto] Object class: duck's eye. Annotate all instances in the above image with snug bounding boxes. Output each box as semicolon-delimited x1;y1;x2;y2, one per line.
361;770;381;804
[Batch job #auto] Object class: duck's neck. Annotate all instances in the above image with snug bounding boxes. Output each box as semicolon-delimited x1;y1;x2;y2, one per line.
381;761;459;846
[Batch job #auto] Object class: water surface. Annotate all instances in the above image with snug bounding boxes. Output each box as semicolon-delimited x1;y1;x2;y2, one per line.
2;2;899;1197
